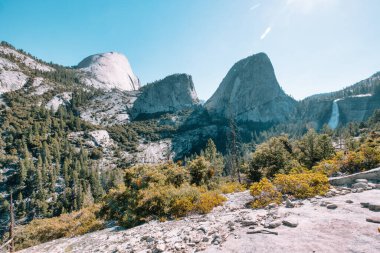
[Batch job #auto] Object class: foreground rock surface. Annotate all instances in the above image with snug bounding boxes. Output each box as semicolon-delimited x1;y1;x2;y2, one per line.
18;190;380;253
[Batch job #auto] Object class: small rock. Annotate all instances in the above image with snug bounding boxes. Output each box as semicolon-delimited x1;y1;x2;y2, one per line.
240;220;258;227
211;235;221;245
357;188;364;193
267;220;282;229
268;203;278;209
369;203;380;212
345;200;354;204
202;237;209;242
174;243;183;250
320;201;330;207
142;236;155;243
361;202;370;208
326;204;338;209
355;179;368;183
366;217;380;224
155;243;166;252
197;226;207;234
351;189;357;193
310;198;318;203
285;199;295;208
353;182;368;189
282;219;298;228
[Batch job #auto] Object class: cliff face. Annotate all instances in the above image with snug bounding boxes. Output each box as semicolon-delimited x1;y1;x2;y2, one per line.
131;74;199;119
301;72;380;129
205;53;297;124
338;94;380;124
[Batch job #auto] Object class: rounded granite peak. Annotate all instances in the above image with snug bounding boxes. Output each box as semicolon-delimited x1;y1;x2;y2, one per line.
205;52;296;123
77;52;140;91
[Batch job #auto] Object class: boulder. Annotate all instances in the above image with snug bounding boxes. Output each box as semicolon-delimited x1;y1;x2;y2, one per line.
326;204;338;209
366;217;380;224
352;182;368;189
282;219;298;228
369;203;380;212
286;199;295;208
361;202;370;208
329;168;380;186
267;220;282;229
155;243;166;252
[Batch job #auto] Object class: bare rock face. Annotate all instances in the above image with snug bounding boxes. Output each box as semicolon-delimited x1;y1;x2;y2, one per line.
77;52;140;91
205;53;297;124
79;90;140;126
0;44;53;94
301;72;380;129
131;74;199;119
45;92;72;112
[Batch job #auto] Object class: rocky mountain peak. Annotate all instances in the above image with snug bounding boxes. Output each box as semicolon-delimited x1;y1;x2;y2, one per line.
77;52;140;91
205;53;296;124
131;73;199;119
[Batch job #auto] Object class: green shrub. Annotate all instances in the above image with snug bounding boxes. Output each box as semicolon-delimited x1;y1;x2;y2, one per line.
188;156;219;186
248;135;294;181
103;163;226;228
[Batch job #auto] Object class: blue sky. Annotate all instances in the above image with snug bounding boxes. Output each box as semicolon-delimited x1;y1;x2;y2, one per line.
1;0;379;100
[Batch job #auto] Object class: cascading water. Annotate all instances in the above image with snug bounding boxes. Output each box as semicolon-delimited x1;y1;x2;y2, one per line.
328;99;340;129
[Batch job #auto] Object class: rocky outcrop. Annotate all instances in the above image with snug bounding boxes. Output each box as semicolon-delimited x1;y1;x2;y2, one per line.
131;74;199;119
329;168;380;186
45;92;72;112
79;90;140;126
0;44;53;94
77;52;140;91
88;130;115;148
205;53;297;124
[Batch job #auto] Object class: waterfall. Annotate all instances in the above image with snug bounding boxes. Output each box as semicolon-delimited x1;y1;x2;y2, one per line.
328;99;340;129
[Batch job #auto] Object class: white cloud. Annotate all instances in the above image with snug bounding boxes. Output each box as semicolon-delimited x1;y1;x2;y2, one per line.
250;3;261;11
260;27;272;40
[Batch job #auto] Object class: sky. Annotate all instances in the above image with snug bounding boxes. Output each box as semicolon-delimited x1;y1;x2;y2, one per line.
1;0;379;100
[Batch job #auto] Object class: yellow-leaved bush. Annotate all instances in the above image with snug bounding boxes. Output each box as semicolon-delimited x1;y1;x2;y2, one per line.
249;178;282;208
13;205;104;251
249;172;330;208
219;181;246;194
273;172;329;199
197;191;227;213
